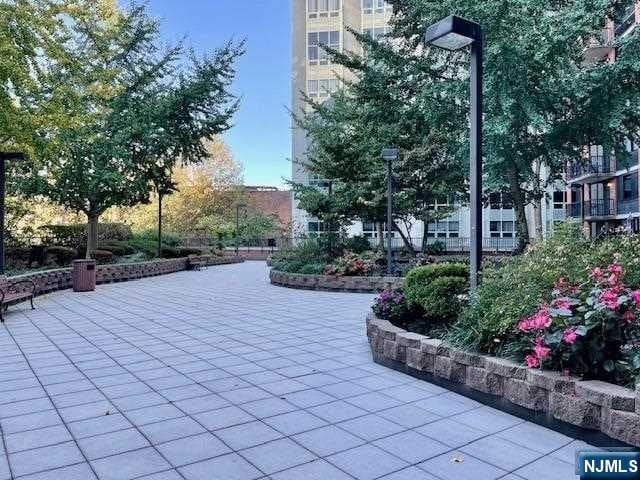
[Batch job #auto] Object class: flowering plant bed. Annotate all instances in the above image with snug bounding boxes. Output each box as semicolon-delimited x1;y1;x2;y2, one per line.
367;313;640;447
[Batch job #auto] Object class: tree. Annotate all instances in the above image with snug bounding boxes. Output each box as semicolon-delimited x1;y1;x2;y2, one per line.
293;29;466;254
296;0;640;254
19;1;244;257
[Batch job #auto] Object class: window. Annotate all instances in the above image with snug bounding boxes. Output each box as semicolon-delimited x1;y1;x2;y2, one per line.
427;221;459;238
553;191;567;210
308;221;327;233
308;173;331;188
308;31;340;66
362;221;393;239
363;26;390;40
309;0;340;18
488;192;514;210
308;79;339;98
362;0;390;14
490;221;514;238
307;80;318;98
622;174;638;200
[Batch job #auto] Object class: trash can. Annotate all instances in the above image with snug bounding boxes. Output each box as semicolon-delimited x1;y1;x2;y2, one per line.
73;259;96;292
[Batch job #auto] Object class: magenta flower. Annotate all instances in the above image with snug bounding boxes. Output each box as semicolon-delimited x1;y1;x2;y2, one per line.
608;263;623;277
562;327;578;344
600;288;621;310
552;297;573;311
631;290;640;309
525;354;540;368
622;310;635;324
517;306;552;332
533;341;551;360
590;267;604;281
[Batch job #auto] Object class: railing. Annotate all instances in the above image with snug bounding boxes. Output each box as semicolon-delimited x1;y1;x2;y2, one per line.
366;236;516;253
585;199;617;217
567;155;614;180
619;198;640;215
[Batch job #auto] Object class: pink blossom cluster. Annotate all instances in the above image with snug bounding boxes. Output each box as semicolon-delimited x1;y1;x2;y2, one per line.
517;306;551;332
524;338;551;368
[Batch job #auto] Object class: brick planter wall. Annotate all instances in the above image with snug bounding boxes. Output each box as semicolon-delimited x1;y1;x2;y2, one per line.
367;313;640;447
10;256;244;298
270;269;404;293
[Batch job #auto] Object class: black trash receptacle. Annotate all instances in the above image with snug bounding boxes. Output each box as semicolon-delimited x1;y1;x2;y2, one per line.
73;259;96;292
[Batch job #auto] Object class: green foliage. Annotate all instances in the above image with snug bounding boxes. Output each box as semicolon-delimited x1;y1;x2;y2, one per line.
40;223;132;249
44;246;78;267
324;251;381;277
342;235;372;254
405;263;468;292
425;241;445;256
448;222;640;354
270;237;330;274
297;263;327;275
372;289;412;327
92;249;115;264
134;230;180;248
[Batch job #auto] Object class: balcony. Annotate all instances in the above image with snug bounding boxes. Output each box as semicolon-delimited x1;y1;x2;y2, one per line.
619;198;640;215
585;198;617;218
567;155;615;182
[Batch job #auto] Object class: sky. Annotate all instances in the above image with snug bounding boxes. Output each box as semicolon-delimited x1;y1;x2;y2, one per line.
139;0;292;188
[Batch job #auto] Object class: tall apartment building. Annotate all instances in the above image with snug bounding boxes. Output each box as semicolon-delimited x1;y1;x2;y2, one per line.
291;0;569;251
566;0;640;236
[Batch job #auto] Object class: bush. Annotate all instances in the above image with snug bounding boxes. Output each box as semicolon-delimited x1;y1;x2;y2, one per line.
425;240;445;256
270;237;330;273
372;289;412;327
448;222;640;355
161;247;181;258
342;235;372;254
298;263;326;275
40;223;132;249
99;241;137;257
92;249;115;264
324;251;379;276
509;263;640;386
403;263;468;334
177;247;203;257
135;230;181;247
44;246;78;266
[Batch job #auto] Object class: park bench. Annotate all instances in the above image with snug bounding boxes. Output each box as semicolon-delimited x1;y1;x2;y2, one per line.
188;256;208;271
0;277;36;322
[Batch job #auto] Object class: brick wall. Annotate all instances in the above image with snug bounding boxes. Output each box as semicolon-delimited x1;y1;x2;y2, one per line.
270;269;404;293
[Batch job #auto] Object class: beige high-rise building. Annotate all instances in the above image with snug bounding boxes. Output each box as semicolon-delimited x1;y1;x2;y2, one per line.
291;0;393;234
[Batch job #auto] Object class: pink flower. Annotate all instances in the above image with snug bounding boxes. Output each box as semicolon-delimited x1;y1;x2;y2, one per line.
590;267;604;281
552;297;572;311
622;310;635;324
533;341;551;360
631;290;640;309
608;274;620;286
600;288;621;310
525;354;540;368
608;263;623;277
562;327;578;344
517;306;552;332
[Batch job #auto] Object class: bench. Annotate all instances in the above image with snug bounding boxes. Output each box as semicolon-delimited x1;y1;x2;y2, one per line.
188;256;208;271
0;277;36;322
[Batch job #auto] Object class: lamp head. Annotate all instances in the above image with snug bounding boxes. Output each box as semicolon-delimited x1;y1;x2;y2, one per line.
381;148;400;162
425;15;481;51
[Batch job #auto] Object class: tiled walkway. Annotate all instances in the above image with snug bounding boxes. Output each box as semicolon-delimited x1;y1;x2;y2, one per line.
0;262;593;480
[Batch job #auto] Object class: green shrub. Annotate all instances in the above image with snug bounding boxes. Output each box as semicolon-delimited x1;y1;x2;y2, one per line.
342;235;372;254
177;247;203;257
298;263;326;275
44;246;78;266
405;263;468;292
447;221;640;355
412;276;467;323
92;249;115;264
99;241;137;256
135;230;181;247
425;240;445;256
270;237;330;273
40;223;132;249
161;247;181;258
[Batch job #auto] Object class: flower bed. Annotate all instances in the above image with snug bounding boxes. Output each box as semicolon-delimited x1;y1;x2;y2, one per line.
269;269;403;293
367;313;640;447
11;255;244;297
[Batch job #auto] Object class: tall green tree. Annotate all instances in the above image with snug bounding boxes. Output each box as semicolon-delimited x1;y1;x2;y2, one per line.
297;0;640;253
19;1;244;256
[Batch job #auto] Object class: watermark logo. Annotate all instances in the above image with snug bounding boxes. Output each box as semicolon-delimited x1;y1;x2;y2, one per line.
576;450;640;479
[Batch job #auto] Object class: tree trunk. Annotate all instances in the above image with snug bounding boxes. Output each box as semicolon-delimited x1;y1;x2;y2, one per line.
376;222;384;251
86;213;99;259
533;160;543;240
508;167;530;254
392;221;415;256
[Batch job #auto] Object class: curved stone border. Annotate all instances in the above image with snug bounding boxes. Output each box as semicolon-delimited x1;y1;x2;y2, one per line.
367;313;640;447
11;255;245;297
270;269;403;293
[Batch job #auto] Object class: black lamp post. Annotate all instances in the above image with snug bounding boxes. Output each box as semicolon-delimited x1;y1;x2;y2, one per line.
425;15;484;290
381;147;399;276
0;152;26;275
235;203;247;256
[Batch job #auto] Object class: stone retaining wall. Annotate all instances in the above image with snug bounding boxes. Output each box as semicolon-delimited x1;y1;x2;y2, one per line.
367;313;640;447
11;255;244;297
270;270;404;293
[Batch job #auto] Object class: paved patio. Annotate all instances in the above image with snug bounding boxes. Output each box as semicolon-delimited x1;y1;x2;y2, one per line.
0;262;594;480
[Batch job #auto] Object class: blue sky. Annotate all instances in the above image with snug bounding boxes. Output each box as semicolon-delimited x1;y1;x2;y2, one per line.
141;1;292;188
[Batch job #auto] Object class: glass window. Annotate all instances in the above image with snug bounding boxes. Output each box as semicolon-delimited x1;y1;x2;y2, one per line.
308;33;318;65
362;0;373;13
308;80;318;97
553;191;566;208
308;0;318;17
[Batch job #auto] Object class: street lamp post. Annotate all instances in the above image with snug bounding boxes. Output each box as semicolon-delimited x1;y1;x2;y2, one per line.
425;15;484;290
381;148;399;276
235;203;247;256
0;152;26;275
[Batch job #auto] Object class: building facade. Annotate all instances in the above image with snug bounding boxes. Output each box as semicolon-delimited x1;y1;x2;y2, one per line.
291;0;572;251
566;1;640;236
